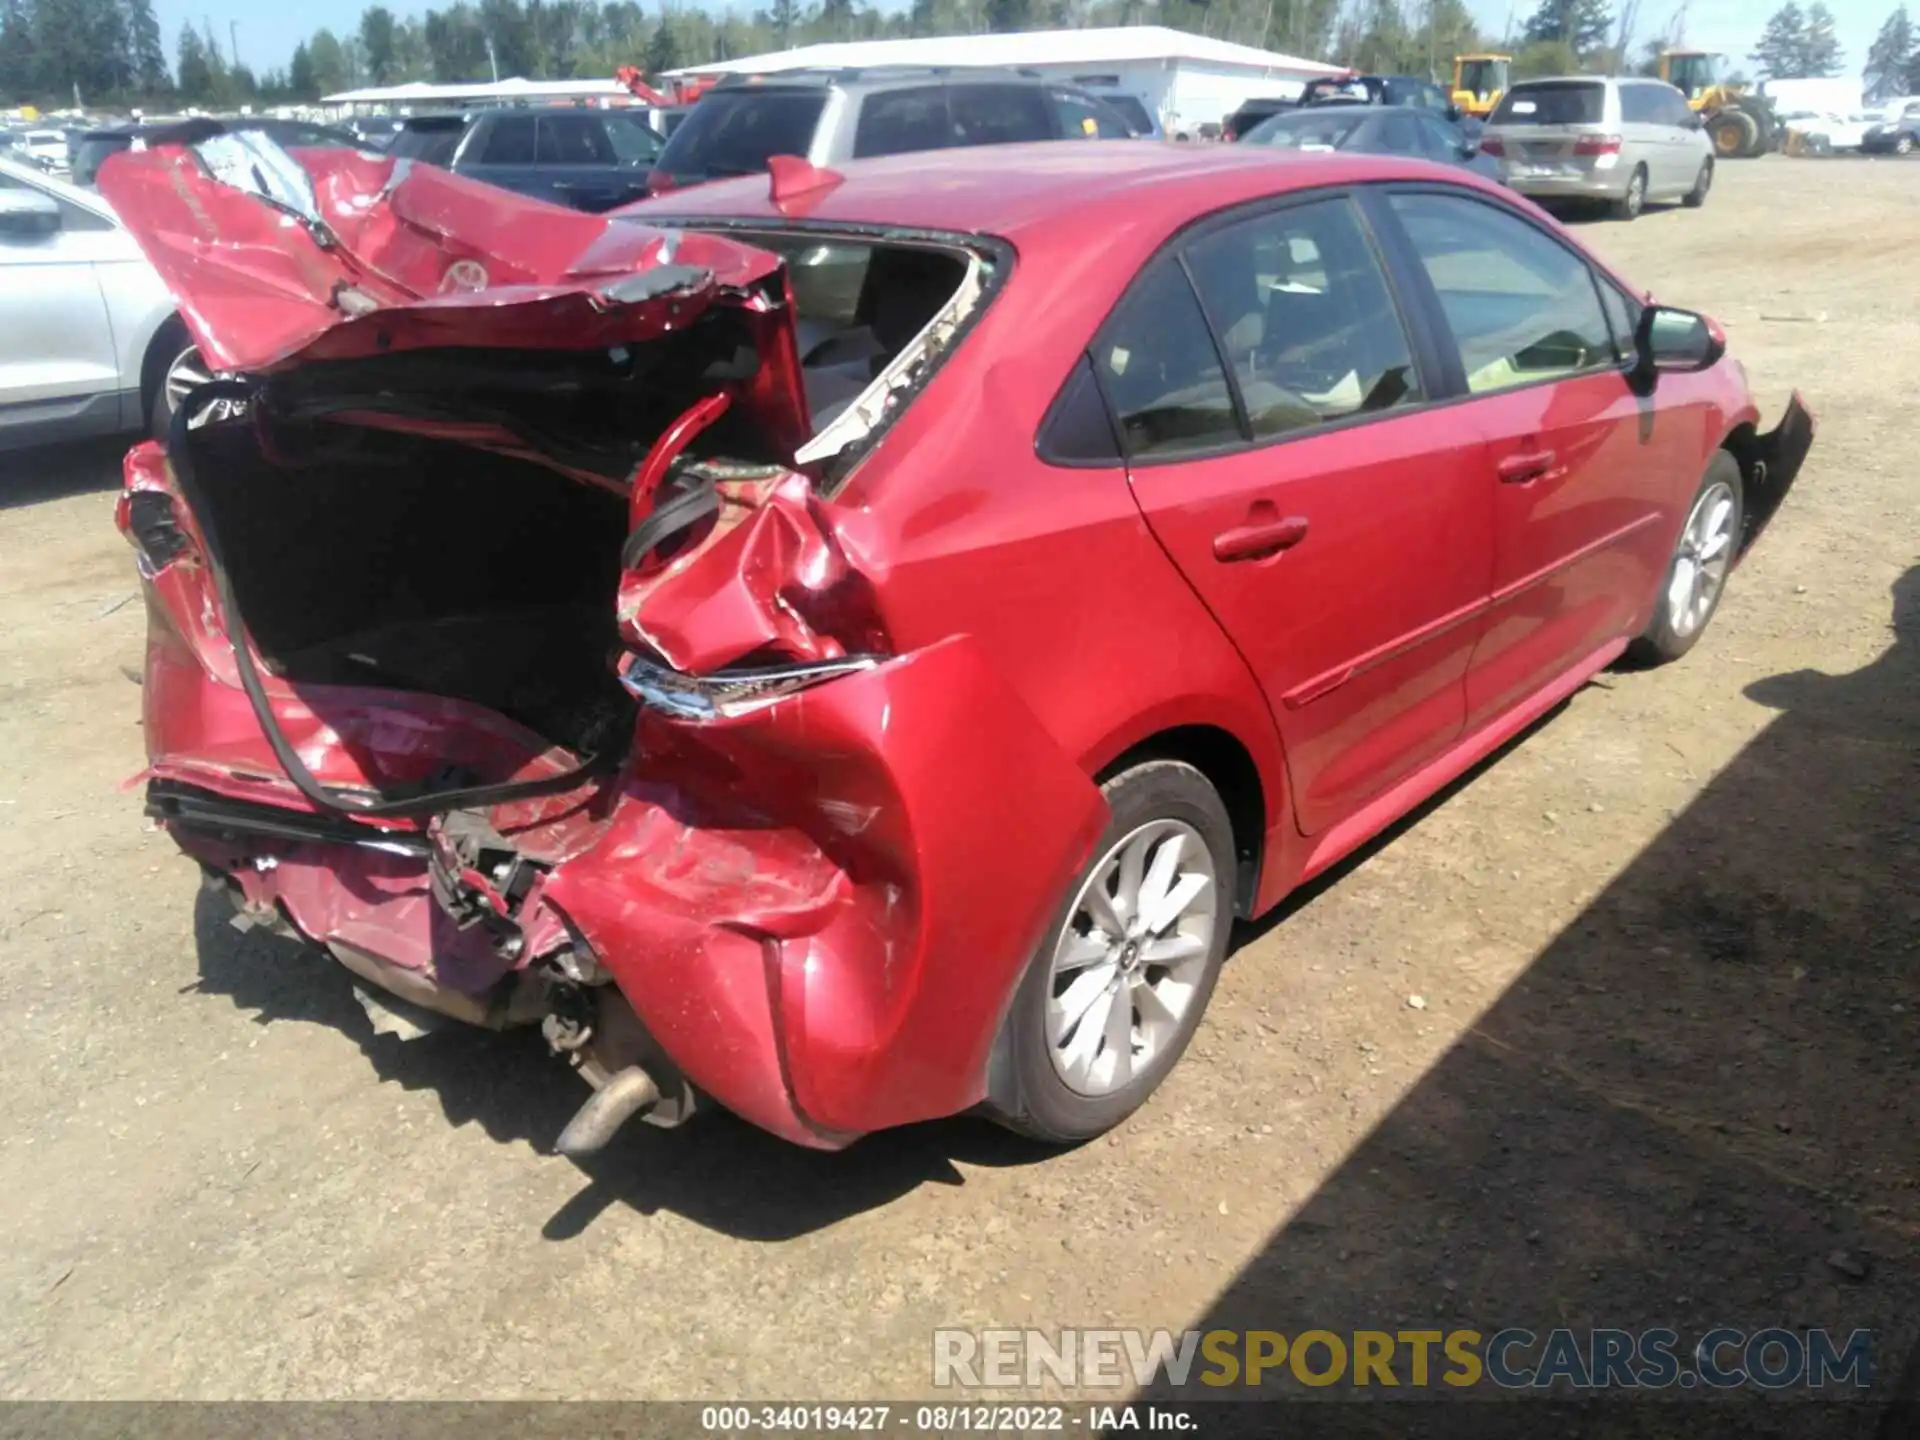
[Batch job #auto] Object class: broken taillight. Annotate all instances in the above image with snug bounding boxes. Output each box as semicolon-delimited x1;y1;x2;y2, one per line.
618;652;877;722
117;489;189;573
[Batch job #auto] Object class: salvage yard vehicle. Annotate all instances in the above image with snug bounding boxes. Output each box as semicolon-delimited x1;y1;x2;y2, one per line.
0;155;187;451
385;108;666;212
101;134;1811;1158
1482;75;1715;220
647;67;1133;189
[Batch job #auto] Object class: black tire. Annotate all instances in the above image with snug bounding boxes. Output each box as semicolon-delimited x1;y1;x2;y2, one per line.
985;760;1235;1144
1682;159;1713;208
1628;451;1745;666
1610;166;1648;221
1712;111;1757;159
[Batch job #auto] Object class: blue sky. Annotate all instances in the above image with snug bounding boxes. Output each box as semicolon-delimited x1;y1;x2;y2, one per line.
152;0;1896;84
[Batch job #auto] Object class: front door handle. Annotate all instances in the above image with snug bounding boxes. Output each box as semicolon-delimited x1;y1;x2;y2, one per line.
1497;449;1559;484
1213;513;1309;562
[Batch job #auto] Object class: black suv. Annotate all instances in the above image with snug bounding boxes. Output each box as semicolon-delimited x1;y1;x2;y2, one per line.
648;67;1134;189
388;107;665;212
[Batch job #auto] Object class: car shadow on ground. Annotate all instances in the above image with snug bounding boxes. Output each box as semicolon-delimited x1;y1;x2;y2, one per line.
1136;568;1919;1437
189;885;1064;1243
1;437;131;509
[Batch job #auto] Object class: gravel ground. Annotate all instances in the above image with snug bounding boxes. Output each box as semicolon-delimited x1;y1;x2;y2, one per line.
0;157;1913;1420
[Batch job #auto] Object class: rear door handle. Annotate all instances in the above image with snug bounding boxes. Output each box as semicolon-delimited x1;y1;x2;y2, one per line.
1497;449;1559;484
1213;514;1309;562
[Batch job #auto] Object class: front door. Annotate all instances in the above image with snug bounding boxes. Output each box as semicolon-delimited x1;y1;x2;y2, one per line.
1382;189;1686;728
1111;194;1495;834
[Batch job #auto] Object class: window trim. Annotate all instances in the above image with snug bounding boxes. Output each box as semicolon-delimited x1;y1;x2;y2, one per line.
1065;185;1451;470
1369;182;1639;407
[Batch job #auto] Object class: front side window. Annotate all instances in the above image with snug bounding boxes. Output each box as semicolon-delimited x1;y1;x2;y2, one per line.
1095;256;1239;460
1388;191;1615;394
1183;197;1423;440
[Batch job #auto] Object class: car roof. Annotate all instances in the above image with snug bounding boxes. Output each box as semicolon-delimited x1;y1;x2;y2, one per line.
710;65;1067;93
628;141;1495;243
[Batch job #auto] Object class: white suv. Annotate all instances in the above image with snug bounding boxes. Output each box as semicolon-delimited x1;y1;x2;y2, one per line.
0;154;189;452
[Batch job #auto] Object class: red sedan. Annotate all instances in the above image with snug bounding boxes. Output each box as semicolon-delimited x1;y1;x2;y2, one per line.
102;136;1810;1156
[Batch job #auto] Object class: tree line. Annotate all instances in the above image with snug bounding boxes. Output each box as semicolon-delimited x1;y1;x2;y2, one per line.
4;0;1919;113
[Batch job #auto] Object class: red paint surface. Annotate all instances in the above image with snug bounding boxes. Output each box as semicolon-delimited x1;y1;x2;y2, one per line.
122;143;1810;1147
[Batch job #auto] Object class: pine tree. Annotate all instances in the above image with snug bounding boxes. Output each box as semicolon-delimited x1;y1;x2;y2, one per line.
0;0;37;99
288;40;317;98
1750;3;1809;77
176;20;214;100
1521;0;1613;59
360;6;399;83
1801;2;1842;75
1863;6;1914;99
126;0;170;92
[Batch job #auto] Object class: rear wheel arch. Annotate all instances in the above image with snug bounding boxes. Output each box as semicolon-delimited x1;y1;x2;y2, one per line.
1094;723;1268;920
140;316;191;434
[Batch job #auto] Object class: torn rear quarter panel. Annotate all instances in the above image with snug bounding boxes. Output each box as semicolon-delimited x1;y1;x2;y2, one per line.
543;636;1108;1143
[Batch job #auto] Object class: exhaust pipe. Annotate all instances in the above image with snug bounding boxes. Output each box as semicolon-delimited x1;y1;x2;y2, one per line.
554;1065;661;1159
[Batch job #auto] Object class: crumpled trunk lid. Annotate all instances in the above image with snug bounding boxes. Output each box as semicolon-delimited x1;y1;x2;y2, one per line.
96;135;809;455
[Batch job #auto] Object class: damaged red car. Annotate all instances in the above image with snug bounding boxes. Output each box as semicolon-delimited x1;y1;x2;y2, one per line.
103;131;1812;1157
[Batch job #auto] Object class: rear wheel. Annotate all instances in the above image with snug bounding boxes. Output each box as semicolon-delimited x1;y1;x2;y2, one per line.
1682;158;1713;208
1610;165;1648;221
1629;452;1744;666
986;760;1235;1143
1897;134;1916;156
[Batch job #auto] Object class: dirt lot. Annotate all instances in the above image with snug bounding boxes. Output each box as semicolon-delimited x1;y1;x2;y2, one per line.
0;158;1913;1417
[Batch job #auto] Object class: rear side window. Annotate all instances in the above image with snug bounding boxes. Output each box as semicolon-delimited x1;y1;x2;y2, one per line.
389;121;466;166
854;86;952;158
1492;82;1605;126
1659;87;1696;127
1101;95;1155;135
1096;257;1239;459
1050;89;1130;139
1375;111;1421;154
1184;197;1423;440
1388;191;1615;394
536;113;614;165
477;116;538;164
949;84;1055;146
1619;86;1659;124
653;90;827;179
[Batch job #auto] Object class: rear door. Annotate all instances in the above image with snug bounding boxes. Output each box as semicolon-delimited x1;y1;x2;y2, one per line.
1492;79;1611;181
1618;82;1682;194
1110;193;1495;833
536;113;652;211
1380;189;1690;728
457;113;547;201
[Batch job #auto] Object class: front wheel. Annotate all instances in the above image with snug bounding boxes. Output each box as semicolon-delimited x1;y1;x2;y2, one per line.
986;760;1235;1143
1629;452;1745;666
1896;134;1916;156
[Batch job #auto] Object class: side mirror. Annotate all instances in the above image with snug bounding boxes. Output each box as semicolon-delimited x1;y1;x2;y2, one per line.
1634;304;1724;382
0;188;61;239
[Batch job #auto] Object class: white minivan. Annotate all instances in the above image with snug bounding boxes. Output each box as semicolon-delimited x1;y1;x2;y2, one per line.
1481;75;1715;220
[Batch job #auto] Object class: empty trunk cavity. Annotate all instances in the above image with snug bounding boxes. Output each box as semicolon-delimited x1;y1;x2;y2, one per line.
183;420;633;762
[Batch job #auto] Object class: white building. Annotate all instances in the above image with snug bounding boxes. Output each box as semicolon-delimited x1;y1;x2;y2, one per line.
320;77;637;113
666;26;1340;138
